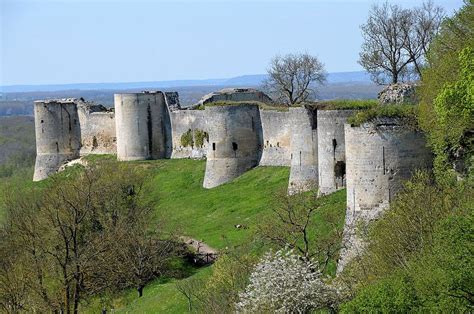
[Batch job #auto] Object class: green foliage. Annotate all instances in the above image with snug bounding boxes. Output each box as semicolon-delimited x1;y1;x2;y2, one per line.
423;48;474;179
180;129;194;147
347;104;418;127
195;250;257;312
341;274;420;313
313;99;378;111
194;129;209;148
341;171;474;311
0;160;188;313
418;1;474;179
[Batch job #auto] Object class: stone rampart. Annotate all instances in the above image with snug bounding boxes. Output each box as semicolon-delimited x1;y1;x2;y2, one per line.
317;110;356;195
259;110;291;166
170;110;208;159
78;102;116;155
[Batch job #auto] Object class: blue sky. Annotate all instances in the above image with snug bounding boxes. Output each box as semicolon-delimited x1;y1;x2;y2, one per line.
0;0;464;86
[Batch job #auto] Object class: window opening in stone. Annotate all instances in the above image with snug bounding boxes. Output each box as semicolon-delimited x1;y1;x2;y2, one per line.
232;142;238;151
212;143;216;151
334;161;346;178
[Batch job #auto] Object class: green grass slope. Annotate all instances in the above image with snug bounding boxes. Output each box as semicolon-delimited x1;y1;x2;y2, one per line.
144;159;290;248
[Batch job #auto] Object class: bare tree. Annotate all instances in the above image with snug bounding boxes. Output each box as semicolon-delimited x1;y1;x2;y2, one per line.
403;1;445;78
258;190;344;272
359;1;444;84
359;2;412;84
265;53;326;105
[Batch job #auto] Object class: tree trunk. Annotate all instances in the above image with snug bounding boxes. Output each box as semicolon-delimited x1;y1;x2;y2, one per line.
138;285;144;298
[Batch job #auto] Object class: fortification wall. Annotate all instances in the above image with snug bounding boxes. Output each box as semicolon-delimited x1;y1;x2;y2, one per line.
78;104;116;155
114;92;170;161
259;110;291;166
317;110;356;195
170;110;208;159
337;118;433;272
33;100;81;181
203;104;263;189
288;107;318;194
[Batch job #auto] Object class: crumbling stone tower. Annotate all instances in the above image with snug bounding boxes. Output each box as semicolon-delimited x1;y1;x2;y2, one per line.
287;107;318;195
33;99;81;181
203;104;263;189
114;91;171;161
337;117;433;272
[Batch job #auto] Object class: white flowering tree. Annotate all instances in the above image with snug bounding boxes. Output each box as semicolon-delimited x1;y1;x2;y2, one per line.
236;249;336;313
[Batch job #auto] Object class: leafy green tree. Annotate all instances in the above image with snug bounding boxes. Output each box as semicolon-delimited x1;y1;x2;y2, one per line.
418;1;474;179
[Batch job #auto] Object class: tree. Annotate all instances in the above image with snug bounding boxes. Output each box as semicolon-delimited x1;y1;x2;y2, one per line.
403;1;444;78
0;160;184;313
359;1;444;84
418;1;474;179
258;190;344;273
359;2;412;84
236;249;336;313
265;53;326;105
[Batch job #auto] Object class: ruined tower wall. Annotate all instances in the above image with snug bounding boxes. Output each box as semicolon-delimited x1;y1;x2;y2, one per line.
203;105;263;189
114;92;169;161
317;110;356;195
287;107;318;194
337;118;433;272
78;106;116;155
259;110;291;166
169;110;208;159
33;100;81;181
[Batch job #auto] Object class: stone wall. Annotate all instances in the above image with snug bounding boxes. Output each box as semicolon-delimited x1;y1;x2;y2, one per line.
259;110;291;166
203;104;263;189
288;107;318;194
337;117;433;272
78;103;116;155
169;110;208;159
317;110;356;195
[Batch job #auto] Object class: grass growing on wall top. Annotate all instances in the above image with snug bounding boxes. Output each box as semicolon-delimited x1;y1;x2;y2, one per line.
313;99;378;110
347;104;419;127
203;101;289;111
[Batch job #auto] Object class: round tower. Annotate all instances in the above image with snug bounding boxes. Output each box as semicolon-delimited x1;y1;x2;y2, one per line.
288;107;318;195
337;117;432;273
317;110;356;195
114;91;169;161
203;104;263;189
33;99;81;181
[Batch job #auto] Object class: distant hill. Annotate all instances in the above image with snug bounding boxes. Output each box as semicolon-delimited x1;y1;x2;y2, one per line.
1;71;372;93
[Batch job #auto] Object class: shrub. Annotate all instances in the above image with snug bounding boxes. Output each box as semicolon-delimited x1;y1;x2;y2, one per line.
180;129;194;147
194;129;209;148
340;274;420;313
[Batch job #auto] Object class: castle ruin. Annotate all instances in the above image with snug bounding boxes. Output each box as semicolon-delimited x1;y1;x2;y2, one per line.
33;89;432;271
